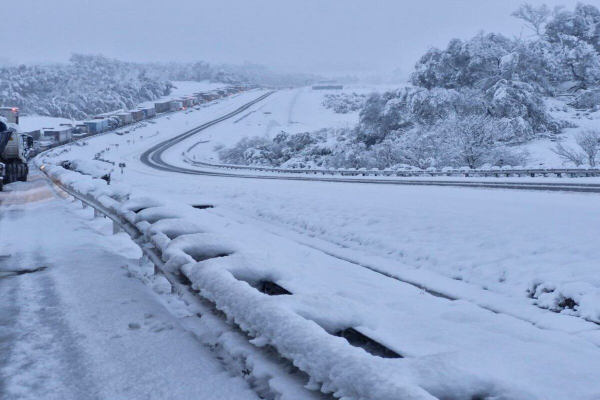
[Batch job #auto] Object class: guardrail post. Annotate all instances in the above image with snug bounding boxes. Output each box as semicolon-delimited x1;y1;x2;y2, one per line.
94;208;102;218
82;201;88;209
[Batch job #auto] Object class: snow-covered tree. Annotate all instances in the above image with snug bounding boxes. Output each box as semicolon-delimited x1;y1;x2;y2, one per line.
512;4;552;37
0;54;172;119
552;142;586;166
575;130;600;167
546;4;600;53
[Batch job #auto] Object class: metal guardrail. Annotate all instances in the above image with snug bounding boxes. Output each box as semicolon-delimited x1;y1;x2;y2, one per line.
41;166;434;400
183;154;600;179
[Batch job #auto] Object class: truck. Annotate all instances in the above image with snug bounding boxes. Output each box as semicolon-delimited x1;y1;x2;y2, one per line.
83;119;109;134
0;108;34;191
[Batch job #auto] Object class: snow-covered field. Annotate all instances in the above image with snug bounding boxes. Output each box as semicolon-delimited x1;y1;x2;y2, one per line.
18;87;600;398
33;160;600;399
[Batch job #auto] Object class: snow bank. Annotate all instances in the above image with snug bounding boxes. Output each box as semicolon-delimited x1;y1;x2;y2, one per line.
162;233;238;273
36;164;551;399
530;281;600;323
147;218;208;239
60;159;113;179
179;257;532;400
135;206;192;224
120;197;165;213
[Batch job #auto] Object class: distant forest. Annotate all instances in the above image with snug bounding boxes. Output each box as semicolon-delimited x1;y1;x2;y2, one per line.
0;55;316;119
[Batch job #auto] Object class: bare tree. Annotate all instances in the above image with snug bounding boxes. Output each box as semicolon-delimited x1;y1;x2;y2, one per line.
551;142;585;166
512;4;551;37
575;130;600;167
439;115;510;168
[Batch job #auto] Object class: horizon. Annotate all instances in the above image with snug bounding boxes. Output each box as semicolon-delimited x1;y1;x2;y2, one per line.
1;0;582;75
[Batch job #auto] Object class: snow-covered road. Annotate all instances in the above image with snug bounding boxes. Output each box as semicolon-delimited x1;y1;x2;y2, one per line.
0;172;261;399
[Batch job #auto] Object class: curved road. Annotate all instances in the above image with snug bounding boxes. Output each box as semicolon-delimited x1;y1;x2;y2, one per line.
141;92;600;193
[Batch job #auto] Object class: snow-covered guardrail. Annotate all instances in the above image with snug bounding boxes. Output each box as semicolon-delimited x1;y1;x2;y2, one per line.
38;161;536;400
184;153;600;179
38;162;437;400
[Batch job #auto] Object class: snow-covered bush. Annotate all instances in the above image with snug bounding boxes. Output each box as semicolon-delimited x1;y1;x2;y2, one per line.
358;85;552;146
485;79;560;139
322;93;367;114
553;129;600;167
573;89;600;109
218;117;527;170
217;136;277;166
217;130;333;167
434;115;528;168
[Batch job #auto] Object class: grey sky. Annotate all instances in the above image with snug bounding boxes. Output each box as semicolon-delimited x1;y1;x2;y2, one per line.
1;0;583;74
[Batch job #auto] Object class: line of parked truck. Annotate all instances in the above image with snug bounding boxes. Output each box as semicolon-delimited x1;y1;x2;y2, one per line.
0;85;250;189
26;85;249;150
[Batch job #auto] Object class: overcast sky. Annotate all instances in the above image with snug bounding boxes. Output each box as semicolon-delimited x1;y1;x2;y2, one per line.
1;0;583;75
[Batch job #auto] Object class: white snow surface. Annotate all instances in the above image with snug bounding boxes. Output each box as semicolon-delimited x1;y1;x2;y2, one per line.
36;88;600;399
0;174;260;400
184;86;382;163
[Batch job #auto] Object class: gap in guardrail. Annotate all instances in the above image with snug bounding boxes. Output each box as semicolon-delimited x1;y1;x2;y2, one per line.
250;279;403;359
258;280;292;296
191;204;214;209
190;253;231;263
334;328;402;359
130;207;150;214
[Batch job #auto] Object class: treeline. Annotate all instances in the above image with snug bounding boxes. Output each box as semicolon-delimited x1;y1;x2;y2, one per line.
0;55;318;119
220;3;600;169
0;54;173;120
149;61;318;87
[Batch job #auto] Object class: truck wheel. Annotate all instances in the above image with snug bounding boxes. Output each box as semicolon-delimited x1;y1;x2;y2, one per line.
19;164;27;182
7;164;15;184
11;164;18;183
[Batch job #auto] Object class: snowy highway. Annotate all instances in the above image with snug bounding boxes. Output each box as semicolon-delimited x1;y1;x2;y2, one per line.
140;91;600;193
5;0;600;398
0;172;265;399
20;88;600;398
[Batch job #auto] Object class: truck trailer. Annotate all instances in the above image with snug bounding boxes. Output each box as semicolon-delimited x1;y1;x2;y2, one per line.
1;110;34;191
154;101;171;113
83;119;109;134
0;107;20;124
